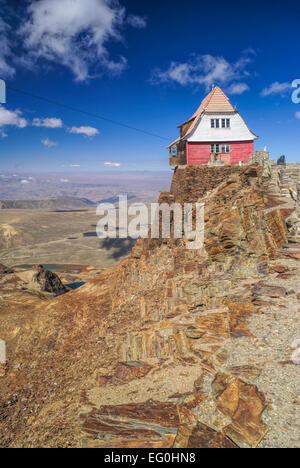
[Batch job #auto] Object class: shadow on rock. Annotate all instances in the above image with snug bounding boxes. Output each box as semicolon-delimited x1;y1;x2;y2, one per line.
101;238;136;259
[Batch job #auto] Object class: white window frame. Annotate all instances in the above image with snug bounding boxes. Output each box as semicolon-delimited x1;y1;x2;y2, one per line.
221;144;230;153
211;144;220;154
211;119;220;128
211;118;230;129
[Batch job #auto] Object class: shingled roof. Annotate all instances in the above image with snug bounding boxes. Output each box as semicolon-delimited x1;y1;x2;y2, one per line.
191;86;236;116
169;86;237;147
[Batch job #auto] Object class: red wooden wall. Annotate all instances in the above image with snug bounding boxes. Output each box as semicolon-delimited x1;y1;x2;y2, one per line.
187;141;254;165
229;141;254;164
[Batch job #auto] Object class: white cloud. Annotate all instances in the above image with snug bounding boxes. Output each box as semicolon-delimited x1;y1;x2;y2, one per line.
127;15;147;29
20;179;30;184
70;164;81;167
41;137;58;148
0;17;15;78
296;112;300;119
104;161;121;167
68;126;99;138
0;106;27;131
151;50;255;92
60;178;69;182
19;0;146;82
227;82;249;95
33;117;63;128
261;82;292;97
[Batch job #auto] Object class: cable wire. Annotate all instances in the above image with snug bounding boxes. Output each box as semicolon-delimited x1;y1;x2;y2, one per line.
3;82;172;142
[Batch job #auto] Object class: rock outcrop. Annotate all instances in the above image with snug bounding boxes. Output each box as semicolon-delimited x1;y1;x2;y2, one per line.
15;265;68;296
0;264;14;275
0;165;299;448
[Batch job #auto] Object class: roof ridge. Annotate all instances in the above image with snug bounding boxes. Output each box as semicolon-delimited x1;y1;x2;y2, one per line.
203;86;218;109
169;86;244;147
191;87;215;118
191;86;232;118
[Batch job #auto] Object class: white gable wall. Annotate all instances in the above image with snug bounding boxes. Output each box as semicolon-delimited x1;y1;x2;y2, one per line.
187;112;257;142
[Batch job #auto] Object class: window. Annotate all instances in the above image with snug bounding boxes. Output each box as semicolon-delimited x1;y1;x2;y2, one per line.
172;147;177;157
221;144;230;153
211;144;220;154
211;118;230;128
211;144;230;153
211;119;220;128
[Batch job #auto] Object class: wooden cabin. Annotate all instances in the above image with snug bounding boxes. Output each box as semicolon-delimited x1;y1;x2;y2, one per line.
169;86;258;166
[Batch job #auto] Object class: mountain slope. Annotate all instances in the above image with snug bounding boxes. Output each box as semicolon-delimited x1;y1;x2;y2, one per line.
0;165;299;448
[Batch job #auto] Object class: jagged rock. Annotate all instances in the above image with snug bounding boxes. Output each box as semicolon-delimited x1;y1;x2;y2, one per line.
212;373;268;447
252;282;287;299
276;248;300;259
114;361;153;382
0;264;14;275
81;400;180;448
175;422;238;448
15;264;68;296
270;265;290;274
227;302;255;338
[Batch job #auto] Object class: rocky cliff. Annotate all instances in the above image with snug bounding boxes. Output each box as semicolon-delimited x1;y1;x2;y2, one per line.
0;165;299;448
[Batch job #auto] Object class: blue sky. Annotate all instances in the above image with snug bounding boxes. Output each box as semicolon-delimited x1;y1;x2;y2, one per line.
0;0;299;172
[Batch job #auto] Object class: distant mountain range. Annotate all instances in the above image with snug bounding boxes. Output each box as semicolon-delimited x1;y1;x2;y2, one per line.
0;196;96;210
0;172;172;204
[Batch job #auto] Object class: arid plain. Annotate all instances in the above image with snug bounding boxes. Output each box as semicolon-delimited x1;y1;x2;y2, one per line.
0;171;172;268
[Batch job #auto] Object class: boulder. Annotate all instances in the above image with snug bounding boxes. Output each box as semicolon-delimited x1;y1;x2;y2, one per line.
15;264;68;296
